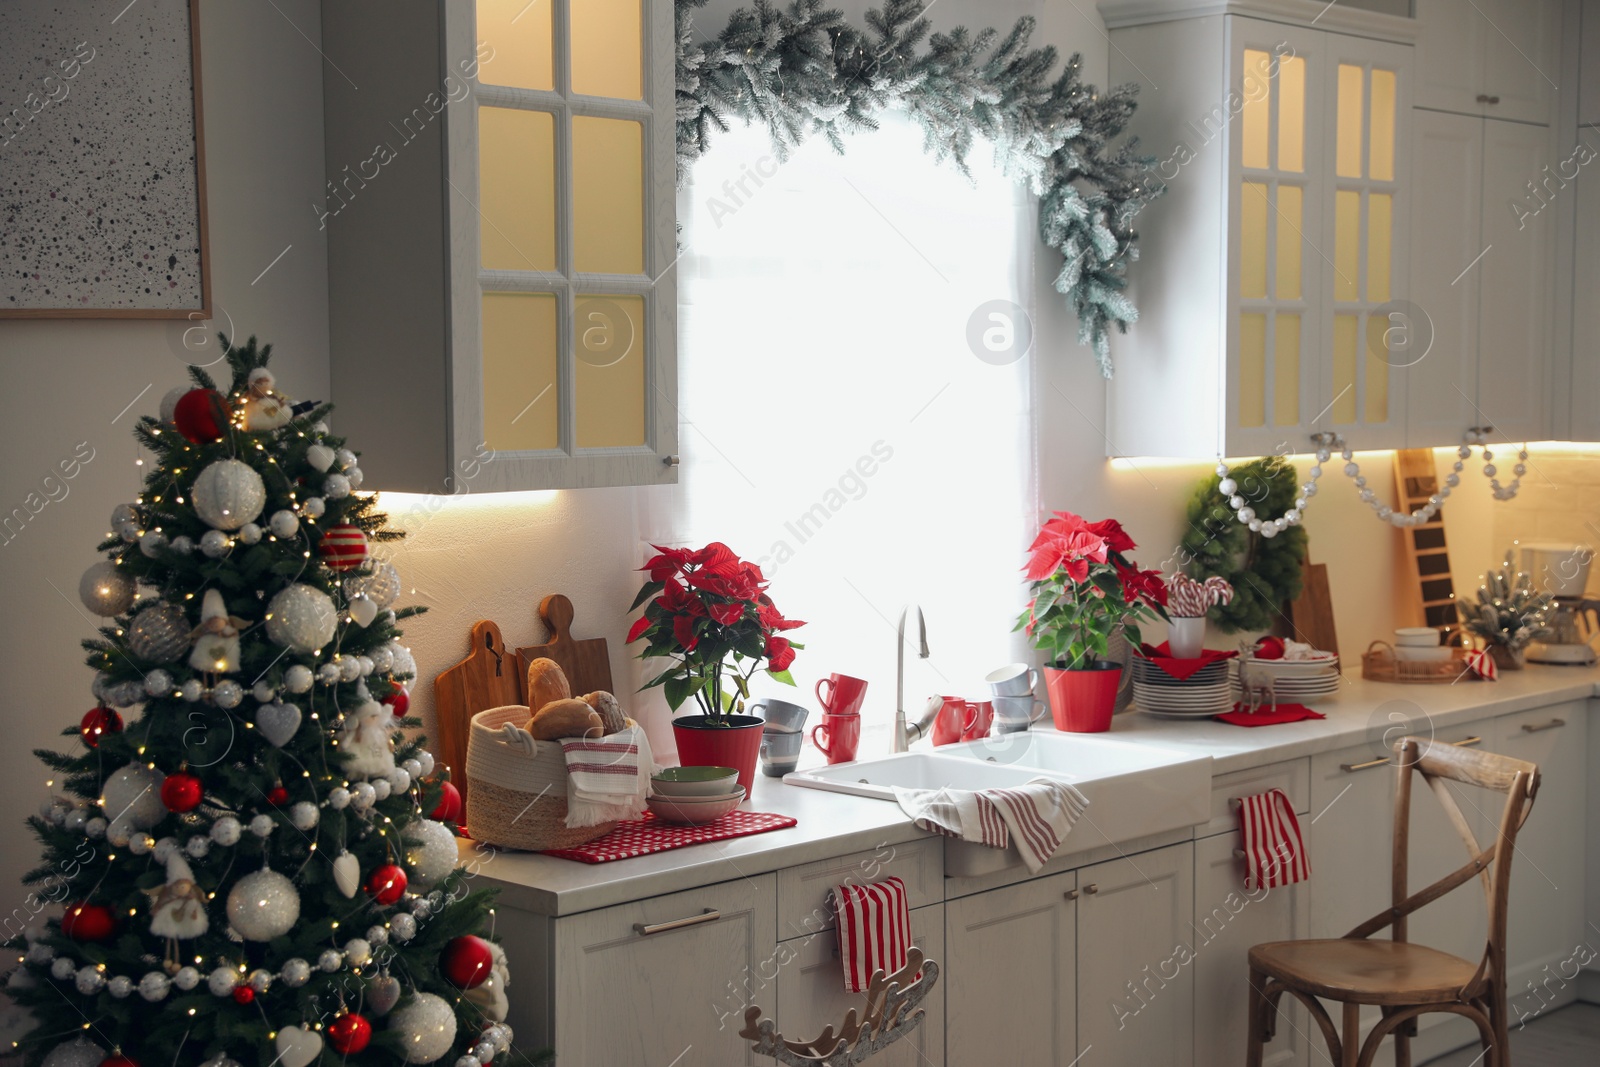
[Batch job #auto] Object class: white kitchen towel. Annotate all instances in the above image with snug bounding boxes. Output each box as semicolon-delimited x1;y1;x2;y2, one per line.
1236;787;1310;890
893;778;1089;874
833;876;912;993
557;721;654;828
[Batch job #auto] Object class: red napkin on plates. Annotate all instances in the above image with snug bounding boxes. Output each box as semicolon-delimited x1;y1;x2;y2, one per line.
1137;643;1237;681
1215;703;1325;727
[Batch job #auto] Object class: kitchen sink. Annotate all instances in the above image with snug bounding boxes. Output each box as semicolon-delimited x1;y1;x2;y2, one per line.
784;730;1212;876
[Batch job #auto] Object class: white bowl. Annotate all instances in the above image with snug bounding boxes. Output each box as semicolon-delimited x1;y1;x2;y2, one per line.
1395;645;1452;662
1394;627;1442;648
646;787;746;825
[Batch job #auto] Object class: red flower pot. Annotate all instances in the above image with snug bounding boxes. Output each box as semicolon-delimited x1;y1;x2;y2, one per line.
1045;663;1122;733
672;714;764;795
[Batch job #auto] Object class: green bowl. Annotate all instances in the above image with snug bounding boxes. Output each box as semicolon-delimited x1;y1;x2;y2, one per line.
652;765;740;797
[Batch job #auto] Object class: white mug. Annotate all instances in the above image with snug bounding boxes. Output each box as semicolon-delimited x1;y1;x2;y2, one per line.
985;662;1038;698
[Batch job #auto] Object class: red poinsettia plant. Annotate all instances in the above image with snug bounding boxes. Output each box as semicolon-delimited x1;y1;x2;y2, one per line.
628;543;806;723
1014;512;1169;669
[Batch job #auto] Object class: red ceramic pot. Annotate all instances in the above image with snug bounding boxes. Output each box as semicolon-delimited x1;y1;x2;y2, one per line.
1045;662;1122;733
672;714;765;795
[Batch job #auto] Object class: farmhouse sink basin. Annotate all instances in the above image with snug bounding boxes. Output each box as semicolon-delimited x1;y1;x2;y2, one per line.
784;731;1211;876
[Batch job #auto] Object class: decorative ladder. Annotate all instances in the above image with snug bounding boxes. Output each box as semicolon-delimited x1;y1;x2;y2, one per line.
1393;449;1459;632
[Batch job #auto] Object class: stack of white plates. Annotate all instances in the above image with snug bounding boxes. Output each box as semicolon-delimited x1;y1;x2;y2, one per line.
1130;658;1234;718
1233;654;1342;703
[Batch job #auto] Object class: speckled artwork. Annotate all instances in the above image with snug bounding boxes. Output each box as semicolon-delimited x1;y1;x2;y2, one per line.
0;0;209;317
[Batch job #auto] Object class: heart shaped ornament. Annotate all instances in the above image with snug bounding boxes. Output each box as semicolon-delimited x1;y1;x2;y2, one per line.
333;850;360;899
348;594;379;628
256;702;302;748
367;973;402;1016
306;444;337;473
275;1026;323;1067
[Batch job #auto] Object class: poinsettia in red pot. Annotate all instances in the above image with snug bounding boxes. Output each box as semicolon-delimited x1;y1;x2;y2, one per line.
628;543;805;793
1014;513;1167;732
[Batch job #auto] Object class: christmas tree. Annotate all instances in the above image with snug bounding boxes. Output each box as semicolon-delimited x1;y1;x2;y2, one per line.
6;339;519;1066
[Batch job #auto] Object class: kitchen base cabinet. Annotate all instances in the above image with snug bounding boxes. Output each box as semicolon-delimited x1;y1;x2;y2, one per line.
774;905;945;1067
945;871;1078;1065
551;875;777;1065
1194;832;1311;1067
1077;842;1196;1067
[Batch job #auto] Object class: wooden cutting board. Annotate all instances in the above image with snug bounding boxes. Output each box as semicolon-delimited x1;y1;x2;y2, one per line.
516;593;615;699
431;619;522;801
1284;559;1339;661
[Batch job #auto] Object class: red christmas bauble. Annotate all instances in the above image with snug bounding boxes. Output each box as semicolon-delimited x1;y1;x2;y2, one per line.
99;1057;139;1067
366;864;407;905
160;772;203;813
172;388;228;443
319;524;369;572
440;934;494;989
430;779;463;824
61;901;116;942
231;985;255;1005
383;685;410;719
80;706;123;749
266;784;289;806
327;1011;373;1054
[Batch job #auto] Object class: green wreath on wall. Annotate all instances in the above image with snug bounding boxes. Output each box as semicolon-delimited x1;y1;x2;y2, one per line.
1179;457;1309;634
674;0;1163;377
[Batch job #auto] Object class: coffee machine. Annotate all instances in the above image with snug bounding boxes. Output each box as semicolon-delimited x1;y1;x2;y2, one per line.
1521;542;1600;665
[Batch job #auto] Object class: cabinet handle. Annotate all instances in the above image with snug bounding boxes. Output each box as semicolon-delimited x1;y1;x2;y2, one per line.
1452;736;1483;747
1082;883;1099;895
662;454;681;467
1475;93;1501;104
1521;718;1566;734
1340;756;1391;772
1064;890;1079;900
633;908;720;936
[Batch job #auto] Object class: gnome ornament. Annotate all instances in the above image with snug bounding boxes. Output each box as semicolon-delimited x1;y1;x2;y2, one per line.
146;855;209;971
241;368;294;431
336;699;396;779
188;590;247;676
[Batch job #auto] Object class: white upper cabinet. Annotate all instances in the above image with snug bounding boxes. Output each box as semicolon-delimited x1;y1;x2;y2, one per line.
1102;5;1413;457
1583;1;1600;126
1415;0;1563;125
1572;128;1600;440
322;0;679;493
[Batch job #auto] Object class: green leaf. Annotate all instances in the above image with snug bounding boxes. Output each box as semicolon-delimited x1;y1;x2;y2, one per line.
630;580;664;612
767;668;796;686
663;673;705;710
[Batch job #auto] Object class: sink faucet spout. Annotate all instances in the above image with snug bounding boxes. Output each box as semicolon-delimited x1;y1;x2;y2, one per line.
893;605;938;752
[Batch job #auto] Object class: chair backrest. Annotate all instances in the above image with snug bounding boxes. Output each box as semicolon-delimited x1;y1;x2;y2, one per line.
1345;737;1539;993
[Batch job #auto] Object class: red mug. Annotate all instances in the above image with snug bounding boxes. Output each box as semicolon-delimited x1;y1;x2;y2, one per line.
811;713;862;764
815;673;869;717
963;700;994;742
932;696;975;746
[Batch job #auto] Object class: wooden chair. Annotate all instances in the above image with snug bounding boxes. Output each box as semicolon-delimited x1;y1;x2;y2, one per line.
1245;737;1540;1067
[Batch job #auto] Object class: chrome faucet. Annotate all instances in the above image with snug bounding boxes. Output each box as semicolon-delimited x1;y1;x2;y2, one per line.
892;604;940;752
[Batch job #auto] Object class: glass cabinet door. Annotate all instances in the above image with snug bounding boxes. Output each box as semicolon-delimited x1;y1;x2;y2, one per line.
448;0;676;490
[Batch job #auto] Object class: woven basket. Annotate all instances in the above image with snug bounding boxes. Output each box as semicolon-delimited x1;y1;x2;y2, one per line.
465;705;618;851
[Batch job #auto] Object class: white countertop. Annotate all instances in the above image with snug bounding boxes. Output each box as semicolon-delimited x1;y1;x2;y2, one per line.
462;662;1600;916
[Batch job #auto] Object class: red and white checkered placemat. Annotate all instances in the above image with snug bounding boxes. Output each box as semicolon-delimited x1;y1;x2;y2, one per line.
540;809;798;864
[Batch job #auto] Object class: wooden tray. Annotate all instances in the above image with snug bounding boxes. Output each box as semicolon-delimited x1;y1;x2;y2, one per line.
1360;639;1471;684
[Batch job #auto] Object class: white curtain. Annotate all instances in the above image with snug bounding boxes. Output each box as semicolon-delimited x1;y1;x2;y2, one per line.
641;113;1039;754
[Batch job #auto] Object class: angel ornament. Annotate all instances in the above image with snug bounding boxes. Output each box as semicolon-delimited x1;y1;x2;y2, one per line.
336;698;396;779
147;855;209;972
189;590;247;676
241;367;294;431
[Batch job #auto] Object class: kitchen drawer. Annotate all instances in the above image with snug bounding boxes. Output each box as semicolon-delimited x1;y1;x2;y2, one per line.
1199;759;1310;838
776;837;942;940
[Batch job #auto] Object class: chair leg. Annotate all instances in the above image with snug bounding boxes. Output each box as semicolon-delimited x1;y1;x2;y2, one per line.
1246;967;1269;1067
1342;1002;1362;1067
1490;982;1512;1067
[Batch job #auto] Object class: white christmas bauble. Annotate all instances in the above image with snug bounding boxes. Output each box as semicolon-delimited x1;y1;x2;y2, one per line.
306;444;337;472
388;642;416;678
401;758;422;779
108;975;134;998
207;967;239;996
390;912;417;941
212;680;243;709
79;562;135;616
328;787;351;811
290;802;319;831
351;782;376;811
391;992;458;1063
302;496;327;518
85;816;106;839
63;809;87;833
153;836;177;862
128;603;191;663
129;833;154;855
74;968;105;994
106;821;132;847
139;530;167;558
174;965;201;991
180;679;203;702
416;750;435;777
371;777;392;801
117;521;140;543
102;764;166;830
281;957;312;987
138;971;170;1001
41;1038;104;1067
346;563;402;610
269;509;300;539
348;594;380;628
238;522;263;545
199;529;231;558
323;473;351;500
343;938;372;967
339;656;362;683
318;949;343;972
317;662;342;684
252;680;276;704
248;968;273;992
144;669;173;697
169;535;194;555
249;814;275;838
368;646;394;675
347;467;364;490
285;664;314;694
266;584;338;653
210;816;241;846
192;459;266;531
389;767;411;793
405;819;459;889
336;448;358;471
186;835;211;858
366;924;389;946
226;869;300;941
357;655;375;677
50;958;75;980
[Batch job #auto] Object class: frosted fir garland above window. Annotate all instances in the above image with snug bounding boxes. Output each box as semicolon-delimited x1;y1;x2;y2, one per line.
674;0;1164;377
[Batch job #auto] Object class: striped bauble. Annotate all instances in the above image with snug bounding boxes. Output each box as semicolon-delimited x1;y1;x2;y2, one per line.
319;524;368;572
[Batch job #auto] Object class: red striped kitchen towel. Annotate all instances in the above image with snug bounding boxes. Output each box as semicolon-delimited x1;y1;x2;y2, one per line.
1236;788;1309;890
558;723;653;827
892;779;1089;875
834;877;912;993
